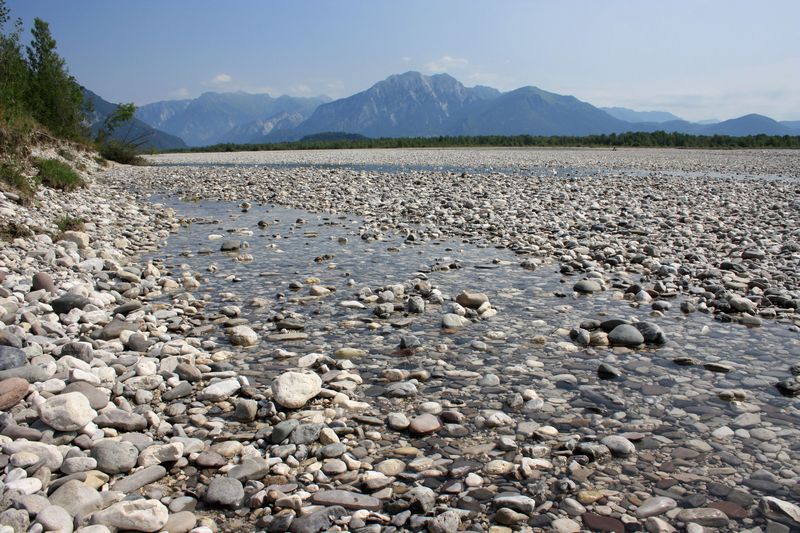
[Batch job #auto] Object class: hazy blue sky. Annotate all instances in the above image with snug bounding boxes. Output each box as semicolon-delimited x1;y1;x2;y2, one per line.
6;0;800;121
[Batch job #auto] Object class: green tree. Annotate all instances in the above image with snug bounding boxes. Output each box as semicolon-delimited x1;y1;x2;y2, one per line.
25;17;85;139
96;102;136;144
0;0;29;121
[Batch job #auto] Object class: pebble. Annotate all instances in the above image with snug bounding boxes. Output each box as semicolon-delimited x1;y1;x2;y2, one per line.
271;371;322;408
91;499;169;532
0;377;29;410
408;413;442;434
38;392;97;431
91;439;139;474
204;477;244;508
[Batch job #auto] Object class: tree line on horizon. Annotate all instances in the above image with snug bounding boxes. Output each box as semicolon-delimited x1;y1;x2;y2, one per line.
171;130;800;153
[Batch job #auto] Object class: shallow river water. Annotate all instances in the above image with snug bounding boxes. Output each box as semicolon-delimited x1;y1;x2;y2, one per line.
145;195;799;454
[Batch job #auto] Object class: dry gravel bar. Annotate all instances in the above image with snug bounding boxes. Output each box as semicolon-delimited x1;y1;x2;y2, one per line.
0;147;798;533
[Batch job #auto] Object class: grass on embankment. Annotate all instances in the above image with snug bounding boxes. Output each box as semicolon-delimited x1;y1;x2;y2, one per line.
34;158;85;191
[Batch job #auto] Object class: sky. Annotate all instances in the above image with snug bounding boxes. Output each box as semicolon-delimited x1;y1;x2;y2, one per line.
5;0;800;121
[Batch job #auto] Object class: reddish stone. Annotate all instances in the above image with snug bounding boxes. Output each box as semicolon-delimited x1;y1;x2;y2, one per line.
709;500;748;519
408;413;441;435
31;272;55;293
582;512;624;533
0;377;29;410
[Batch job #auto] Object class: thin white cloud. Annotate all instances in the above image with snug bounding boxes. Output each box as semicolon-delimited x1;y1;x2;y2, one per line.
401;56;412;63
211;73;232;84
424;55;469;73
289;83;312;95
252;85;278;96
170;87;191;99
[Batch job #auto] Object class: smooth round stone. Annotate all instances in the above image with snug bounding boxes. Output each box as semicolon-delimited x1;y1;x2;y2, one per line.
582;512;626;532
198;378;241;402
483;460;515;475
601;435;636;456
387;412;410;430
50;294;90;315
442;313;470;328
322;459;347;475
0;377;29;410
220;240;242;251
465;473;483;487
163;511;197;533
10;451;40;468
334;347;367;359
31;273;56;293
61;457;97;474
597;363;622;379
560;498;586;516
168;496;198;513
455;290;489;309
38;392;97;432
228;325;258;347
574;280;602;293
419;401;442;414
36;505;73;533
636;496;678;518
495;507;529;525
676;507;729;527
5;477;42;494
0;346;26;371
271;371;322;409
408;413;441;435
551;517;581;533
204;477;244;508
478;374;500;387
61;381;109;410
634;321;666;343
91;440;139;474
319;443;346;458
608;324;644;346
750;428;777;441
90;500;168;532
375;459;405;476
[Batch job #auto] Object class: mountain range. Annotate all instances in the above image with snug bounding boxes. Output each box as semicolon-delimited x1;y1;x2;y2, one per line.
82;88;186;150
117;72;800;147
134;92;329;146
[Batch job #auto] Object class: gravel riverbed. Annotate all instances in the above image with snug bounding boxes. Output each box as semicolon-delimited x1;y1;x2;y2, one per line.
0;148;798;533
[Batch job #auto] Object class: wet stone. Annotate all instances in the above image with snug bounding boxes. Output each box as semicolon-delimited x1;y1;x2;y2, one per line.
409;413;442;435
581;512;625;533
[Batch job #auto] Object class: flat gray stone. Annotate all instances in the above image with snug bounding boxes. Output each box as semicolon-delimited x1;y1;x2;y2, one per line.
311;489;381;511
636;496;677;518
205;477;244;508
111;465;167;493
91;439;139;474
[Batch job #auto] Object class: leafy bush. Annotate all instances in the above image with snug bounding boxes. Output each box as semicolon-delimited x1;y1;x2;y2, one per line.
35;158;84;191
0;160;35;200
54;213;83;232
99;140;146;165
